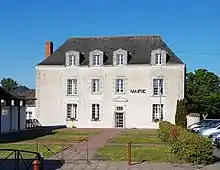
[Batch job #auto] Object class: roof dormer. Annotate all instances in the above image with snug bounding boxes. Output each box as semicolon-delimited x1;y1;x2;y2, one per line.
65;50;80;66
151;49;166;65
113;48;128;66
89;49;104;67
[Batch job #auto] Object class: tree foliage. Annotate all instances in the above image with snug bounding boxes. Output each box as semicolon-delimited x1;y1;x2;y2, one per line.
0;78;19;92
175;99;188;128
186;69;220;118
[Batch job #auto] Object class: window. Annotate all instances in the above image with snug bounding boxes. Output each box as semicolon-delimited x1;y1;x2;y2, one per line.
152;104;164;121
92;54;100;66
92;79;100;93
116;54;124;66
67;104;77;120
153;78;164;96
26;112;32;120
91;104;100;121
115;79;125;93
67;79;77;95
116;106;123;112
69;55;76;66
155;53;162;65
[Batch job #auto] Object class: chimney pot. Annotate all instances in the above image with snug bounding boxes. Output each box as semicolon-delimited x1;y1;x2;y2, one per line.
45;41;53;58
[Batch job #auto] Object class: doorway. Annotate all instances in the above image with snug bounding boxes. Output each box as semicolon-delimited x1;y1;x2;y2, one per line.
115;112;124;128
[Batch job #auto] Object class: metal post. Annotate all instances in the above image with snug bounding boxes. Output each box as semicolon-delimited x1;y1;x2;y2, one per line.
128;142;131;166
86;140;89;163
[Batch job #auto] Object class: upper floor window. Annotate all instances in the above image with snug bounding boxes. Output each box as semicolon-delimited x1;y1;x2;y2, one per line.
155;53;162;65
115;78;125;93
91;104;100;121
67;103;77;121
116;54;124;66
92;79;100;93
153;78;164;96
69;55;76;66
67;79;77;95
92;54;100;66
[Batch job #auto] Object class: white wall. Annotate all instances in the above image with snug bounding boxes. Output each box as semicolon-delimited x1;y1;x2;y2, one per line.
36;64;185;129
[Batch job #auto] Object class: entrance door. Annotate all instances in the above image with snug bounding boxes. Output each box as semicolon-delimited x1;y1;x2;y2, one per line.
115;112;124;128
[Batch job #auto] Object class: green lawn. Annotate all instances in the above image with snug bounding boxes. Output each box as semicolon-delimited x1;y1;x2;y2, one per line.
95;129;181;163
95;145;180;163
0;128;99;159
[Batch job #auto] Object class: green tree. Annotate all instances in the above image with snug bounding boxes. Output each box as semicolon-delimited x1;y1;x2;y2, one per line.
175;99;188;128
0;78;19;92
186;69;220;118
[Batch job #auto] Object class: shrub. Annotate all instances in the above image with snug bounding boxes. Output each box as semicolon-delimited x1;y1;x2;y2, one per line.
175;99;188;128
159;121;214;165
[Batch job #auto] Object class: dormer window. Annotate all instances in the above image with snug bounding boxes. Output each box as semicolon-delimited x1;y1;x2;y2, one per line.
93;54;100;66
65;51;80;66
89;49;103;67
113;48;127;66
151;49;166;65
116;54;124;66
69;55;76;66
155;53;162;65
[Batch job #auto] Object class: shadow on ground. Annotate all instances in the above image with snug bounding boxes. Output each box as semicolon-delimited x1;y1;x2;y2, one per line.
0;125;66;143
0;159;64;170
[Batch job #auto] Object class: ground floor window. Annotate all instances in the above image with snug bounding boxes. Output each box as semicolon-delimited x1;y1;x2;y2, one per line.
67;104;77;121
152;104;164;122
26;111;32;120
91;104;100;121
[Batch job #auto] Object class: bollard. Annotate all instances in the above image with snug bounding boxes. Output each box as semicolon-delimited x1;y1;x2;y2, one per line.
127;142;131;166
33;160;40;170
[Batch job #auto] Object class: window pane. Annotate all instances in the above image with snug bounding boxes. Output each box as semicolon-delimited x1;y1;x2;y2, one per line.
116;79;124;93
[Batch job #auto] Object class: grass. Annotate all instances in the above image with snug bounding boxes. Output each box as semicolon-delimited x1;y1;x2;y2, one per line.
95;145;180;163
95;129;181;163
0;128;99;159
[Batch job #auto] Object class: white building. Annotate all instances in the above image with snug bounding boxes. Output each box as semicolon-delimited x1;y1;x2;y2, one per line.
36;36;185;129
0;87;26;133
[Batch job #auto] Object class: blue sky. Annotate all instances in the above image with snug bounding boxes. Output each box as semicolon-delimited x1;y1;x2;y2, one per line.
0;0;220;88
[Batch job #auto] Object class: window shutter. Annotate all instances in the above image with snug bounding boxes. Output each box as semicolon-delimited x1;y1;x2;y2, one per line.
65;55;69;66
151;54;155;65
100;53;104;66
100;78;104;93
113;79;116;93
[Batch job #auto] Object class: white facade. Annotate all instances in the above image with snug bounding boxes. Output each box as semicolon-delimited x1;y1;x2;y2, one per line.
1;105;26;133
36;63;185;129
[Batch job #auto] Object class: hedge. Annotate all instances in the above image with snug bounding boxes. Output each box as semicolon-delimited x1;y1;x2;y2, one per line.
158;121;213;165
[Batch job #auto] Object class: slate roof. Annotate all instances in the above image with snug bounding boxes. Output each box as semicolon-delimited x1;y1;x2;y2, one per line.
0;87;18;100
38;35;184;65
10;86;36;106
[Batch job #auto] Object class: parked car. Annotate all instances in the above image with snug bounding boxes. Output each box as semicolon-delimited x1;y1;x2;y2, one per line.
201;121;220;137
191;120;220;133
188;119;213;130
209;132;220;148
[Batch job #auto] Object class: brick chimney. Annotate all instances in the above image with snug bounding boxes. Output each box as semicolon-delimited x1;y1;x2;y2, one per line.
45;41;53;58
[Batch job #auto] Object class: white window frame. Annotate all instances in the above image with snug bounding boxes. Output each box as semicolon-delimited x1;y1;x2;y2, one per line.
115;106;124;113
155;53;162;65
153;78;164;96
91;79;100;93
26;111;32;120
67;79;78;95
92;54;100;66
69;55;76;66
116;54;124;66
152;104;164;122
91;104;100;121
67;104;77;121
115;78;125;93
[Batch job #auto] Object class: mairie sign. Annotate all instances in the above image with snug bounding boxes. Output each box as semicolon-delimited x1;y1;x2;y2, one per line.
130;89;146;94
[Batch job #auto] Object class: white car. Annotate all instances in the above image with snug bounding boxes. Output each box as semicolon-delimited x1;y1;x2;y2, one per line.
188;119;215;130
201;123;220;137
